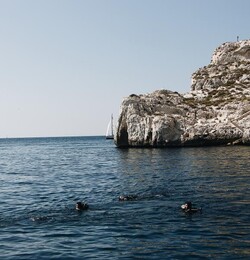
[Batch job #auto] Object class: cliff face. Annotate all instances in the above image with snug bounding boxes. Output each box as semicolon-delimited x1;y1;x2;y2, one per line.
115;40;250;147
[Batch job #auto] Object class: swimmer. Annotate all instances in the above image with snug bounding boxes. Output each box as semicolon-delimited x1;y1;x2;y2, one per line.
75;202;89;211
181;201;202;213
118;195;137;201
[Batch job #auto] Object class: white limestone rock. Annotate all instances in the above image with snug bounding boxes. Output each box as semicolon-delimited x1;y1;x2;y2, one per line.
115;40;250;147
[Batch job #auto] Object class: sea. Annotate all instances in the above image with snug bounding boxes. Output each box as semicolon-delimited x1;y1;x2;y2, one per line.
0;136;249;259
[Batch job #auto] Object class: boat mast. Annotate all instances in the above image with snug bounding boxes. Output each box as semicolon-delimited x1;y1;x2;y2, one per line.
111;114;114;136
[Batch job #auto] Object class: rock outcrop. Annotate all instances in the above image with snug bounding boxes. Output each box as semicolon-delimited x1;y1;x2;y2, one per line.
115;40;250;147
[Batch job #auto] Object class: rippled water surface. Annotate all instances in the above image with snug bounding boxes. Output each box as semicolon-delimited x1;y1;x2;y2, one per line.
0;137;249;259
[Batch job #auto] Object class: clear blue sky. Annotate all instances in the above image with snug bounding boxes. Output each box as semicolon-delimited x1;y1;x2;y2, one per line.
0;0;249;138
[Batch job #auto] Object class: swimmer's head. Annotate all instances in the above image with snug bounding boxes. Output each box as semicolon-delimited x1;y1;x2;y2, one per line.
76;201;89;211
119;195;127;201
181;201;192;210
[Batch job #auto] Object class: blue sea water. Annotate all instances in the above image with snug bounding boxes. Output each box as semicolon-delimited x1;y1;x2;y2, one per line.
0;136;249;259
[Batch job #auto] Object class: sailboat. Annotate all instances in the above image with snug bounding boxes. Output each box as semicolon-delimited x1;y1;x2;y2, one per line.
106;114;114;139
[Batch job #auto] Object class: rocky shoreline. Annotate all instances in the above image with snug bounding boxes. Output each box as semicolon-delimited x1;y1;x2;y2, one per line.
115;40;250;148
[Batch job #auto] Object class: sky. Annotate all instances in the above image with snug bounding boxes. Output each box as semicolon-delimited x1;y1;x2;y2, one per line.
0;0;249;138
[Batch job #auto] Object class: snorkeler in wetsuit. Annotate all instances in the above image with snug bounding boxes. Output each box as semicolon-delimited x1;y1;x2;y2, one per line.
75;202;89;211
181;201;202;213
118;195;138;201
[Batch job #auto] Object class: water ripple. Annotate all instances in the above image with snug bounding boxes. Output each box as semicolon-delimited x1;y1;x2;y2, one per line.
0;137;249;259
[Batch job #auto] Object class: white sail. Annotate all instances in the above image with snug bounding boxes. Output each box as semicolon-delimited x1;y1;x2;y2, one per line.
106;114;114;139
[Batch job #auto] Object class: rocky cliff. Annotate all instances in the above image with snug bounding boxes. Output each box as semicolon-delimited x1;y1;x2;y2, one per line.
115;40;250;147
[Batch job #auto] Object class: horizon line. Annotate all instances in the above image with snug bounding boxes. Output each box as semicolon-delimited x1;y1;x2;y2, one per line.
0;135;107;140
